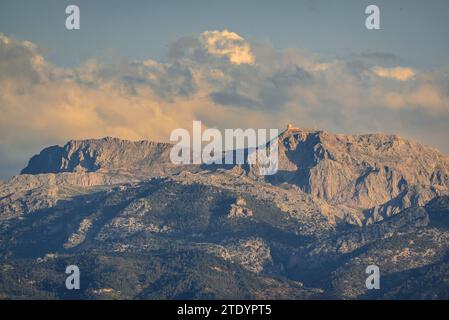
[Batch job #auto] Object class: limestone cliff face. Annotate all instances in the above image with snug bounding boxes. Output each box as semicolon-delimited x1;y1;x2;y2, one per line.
20;137;188;177
264;129;449;223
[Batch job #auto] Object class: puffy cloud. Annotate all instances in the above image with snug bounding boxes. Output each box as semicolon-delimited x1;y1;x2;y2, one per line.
0;32;50;84
0;30;449;179
199;29;255;65
372;66;415;81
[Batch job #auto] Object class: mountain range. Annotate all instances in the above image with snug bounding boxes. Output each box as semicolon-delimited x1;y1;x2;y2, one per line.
1;127;449;299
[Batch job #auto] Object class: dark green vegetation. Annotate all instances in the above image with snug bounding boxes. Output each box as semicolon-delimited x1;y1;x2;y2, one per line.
0;251;320;300
1;174;449;299
0;179;322;299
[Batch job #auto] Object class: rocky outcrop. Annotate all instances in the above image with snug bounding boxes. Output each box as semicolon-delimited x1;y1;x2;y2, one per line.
64;218;92;249
262;128;449;224
227;197;253;219
21;137;196;177
206;238;272;273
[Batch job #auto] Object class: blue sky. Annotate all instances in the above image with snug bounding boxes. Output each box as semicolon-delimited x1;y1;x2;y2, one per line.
1;0;449;68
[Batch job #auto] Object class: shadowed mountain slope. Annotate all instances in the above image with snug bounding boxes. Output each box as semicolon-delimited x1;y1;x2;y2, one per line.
1;128;449;299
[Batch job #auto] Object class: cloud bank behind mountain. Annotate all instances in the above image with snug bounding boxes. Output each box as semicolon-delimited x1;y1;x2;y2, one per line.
1;30;449;179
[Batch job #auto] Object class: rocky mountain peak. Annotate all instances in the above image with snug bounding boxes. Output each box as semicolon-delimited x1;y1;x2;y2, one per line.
21;137;175;176
269;128;449;223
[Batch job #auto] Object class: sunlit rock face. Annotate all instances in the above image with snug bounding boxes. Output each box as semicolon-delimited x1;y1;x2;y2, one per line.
263;127;449;224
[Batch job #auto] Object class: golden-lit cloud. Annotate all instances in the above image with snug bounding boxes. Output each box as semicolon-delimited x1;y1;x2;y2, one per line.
200;29;255;65
382;84;449;112
372;66;415;81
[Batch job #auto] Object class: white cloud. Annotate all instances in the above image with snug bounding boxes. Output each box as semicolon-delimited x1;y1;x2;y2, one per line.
199;29;255;65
